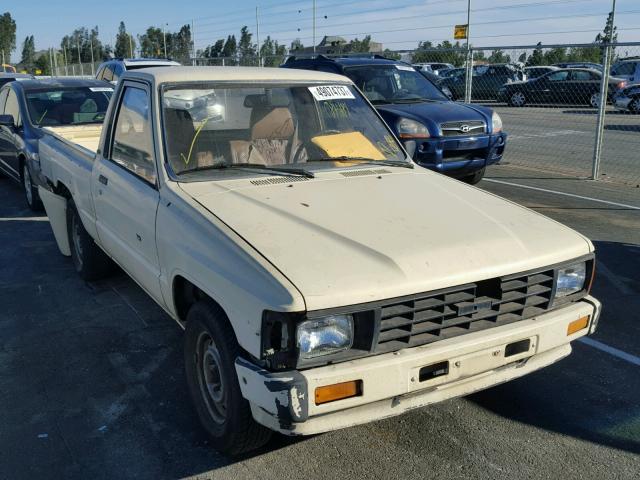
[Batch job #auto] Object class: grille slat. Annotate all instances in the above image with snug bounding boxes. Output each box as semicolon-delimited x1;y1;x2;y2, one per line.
374;269;555;351
440;120;486;137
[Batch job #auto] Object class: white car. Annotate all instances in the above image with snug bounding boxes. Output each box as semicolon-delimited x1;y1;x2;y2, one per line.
37;66;601;455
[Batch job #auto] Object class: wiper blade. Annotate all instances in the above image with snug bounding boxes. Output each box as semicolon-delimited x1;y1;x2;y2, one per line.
309;156;414;169
180;162;315;178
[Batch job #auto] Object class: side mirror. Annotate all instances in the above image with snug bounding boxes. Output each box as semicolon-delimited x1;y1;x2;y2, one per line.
0;114;15;127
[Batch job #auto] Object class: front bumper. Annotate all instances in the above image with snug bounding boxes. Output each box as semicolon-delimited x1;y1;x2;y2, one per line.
236;296;600;435
614;96;632;110
409;132;507;177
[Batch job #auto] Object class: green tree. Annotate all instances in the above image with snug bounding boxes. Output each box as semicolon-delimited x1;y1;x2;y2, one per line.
347;35;371;53
487;49;511;64
238;26;255;65
382;49;401;60
20;35;36;71
203;39;225;58
412;40;466;67
222;35;237;64
526;42;544;66
34;52;50;75
170;24;192;63
138;27;164;57
290;38;304;52
115;21;135;58
0;12;17;61
60;26;104;65
543;47;567;65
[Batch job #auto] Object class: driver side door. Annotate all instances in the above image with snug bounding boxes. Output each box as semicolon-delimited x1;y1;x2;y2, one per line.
0;87;20;179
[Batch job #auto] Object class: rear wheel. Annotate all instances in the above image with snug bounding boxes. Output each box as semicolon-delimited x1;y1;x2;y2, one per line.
184;300;272;455
461;167;486;185
66;199;113;281
589;93;601;108
629;98;640;114
509;91;526;107
22;161;43;211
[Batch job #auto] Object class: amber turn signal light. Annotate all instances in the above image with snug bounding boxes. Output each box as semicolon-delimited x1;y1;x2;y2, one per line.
567;315;590;335
315;380;362;405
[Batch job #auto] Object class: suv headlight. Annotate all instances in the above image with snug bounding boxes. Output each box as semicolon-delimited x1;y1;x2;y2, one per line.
397;118;430;139
492;111;503;133
555;262;586;298
296;315;353;359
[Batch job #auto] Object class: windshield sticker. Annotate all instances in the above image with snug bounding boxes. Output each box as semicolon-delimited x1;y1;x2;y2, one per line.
89;87;114;92
395;65;415;72
321;101;350;119
308;85;355;101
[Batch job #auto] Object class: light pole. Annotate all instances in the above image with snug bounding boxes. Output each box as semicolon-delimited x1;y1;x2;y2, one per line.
89;35;95;76
464;0;473;103
163;23;168;58
592;0;617;180
77;36;84;76
312;0;316;54
256;6;261;66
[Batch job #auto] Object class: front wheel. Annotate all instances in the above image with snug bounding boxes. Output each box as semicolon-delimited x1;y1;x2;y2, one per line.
184;300;272;455
590;93;601;108
22;162;43;211
629;98;640;114
461;167;486;185
509;91;526;107
66;199;113;280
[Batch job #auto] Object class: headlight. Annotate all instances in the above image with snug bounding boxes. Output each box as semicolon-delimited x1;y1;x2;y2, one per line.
296;314;353;359
397;118;430;139
492;111;503;133
555;262;586;298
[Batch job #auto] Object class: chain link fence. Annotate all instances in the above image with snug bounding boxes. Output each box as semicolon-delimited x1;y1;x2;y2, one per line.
49;42;640;186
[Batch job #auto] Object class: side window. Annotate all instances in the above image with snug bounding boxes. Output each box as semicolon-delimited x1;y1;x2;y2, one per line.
547;71;569;82
110;87;156;184
4;89;21;126
571;71;592;81
103;65;114;82
96;66;104;80
0;88;8;113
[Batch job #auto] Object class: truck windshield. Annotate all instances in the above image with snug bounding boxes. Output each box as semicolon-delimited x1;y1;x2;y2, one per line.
344;65;448;104
162;83;408;178
25;86;113;126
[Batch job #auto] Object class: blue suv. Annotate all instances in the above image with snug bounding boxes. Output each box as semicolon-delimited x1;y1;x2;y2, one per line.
281;56;507;184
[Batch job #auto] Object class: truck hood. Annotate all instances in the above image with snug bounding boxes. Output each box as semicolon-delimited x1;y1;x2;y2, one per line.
179;169;591;311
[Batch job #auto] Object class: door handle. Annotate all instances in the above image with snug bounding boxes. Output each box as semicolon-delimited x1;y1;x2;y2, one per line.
98;175;109;185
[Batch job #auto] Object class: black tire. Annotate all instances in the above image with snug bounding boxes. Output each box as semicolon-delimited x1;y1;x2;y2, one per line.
22;161;43;212
509;91;526;107
184;300;272;455
461;167;486;185
630;98;640;114
66;199;113;281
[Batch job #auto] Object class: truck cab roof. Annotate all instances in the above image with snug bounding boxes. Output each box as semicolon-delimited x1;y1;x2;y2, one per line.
121;66;351;85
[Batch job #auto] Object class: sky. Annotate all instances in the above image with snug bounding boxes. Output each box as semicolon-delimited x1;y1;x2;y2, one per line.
5;0;640;62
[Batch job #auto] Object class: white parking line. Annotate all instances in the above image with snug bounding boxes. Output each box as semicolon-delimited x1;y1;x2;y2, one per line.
578;337;640;367
0;217;49;222
484;179;640;211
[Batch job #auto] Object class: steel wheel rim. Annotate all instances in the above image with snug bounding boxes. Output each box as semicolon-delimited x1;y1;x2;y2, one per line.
71;214;84;269
196;331;227;425
23;164;33;205
590;93;600;108
511;92;525;106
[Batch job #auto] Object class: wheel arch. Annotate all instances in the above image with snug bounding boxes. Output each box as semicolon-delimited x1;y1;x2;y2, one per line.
172;274;230;328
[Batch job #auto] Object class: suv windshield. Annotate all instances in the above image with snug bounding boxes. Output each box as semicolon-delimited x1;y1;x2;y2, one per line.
25;86;113;126
343;65;448;103
162;83;407;179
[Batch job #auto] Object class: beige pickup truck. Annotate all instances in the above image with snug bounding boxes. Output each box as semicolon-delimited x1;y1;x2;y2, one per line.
37;66;601;454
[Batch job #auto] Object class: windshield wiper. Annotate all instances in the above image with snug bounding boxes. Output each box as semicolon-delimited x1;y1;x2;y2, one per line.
309;156;414;169
180;162;315;178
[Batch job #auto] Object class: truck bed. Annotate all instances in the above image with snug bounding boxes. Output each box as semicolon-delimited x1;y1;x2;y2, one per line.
43;125;103;154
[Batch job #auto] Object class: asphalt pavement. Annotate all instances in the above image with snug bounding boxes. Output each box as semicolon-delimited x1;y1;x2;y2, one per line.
0;164;639;480
482;104;640;187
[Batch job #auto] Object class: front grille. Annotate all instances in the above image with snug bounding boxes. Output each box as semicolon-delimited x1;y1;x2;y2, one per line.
440;120;486;137
374;269;554;354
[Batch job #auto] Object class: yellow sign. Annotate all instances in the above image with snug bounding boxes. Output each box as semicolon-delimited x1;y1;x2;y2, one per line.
454;24;468;40
35;69;42;75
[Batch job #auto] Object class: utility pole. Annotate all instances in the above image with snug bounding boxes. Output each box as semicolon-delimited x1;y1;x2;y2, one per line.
53;47;59;76
464;0;473;103
592;0;617;180
312;0;317;54
89;35;95;76
129;33;134;58
63;43;69;75
163;23;168;58
256;6;261;67
192;20;196;66
77;36;84;76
